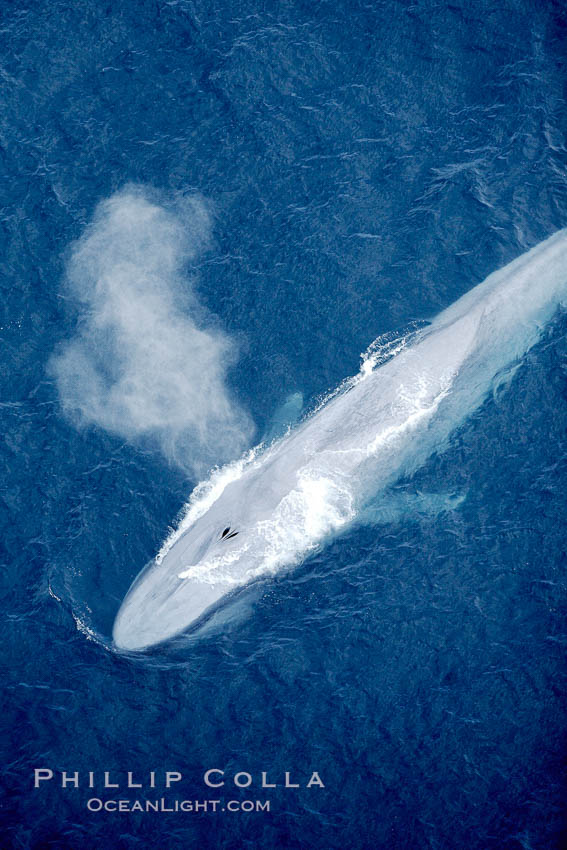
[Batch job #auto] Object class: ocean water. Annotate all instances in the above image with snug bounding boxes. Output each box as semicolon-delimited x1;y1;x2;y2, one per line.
2;1;567;848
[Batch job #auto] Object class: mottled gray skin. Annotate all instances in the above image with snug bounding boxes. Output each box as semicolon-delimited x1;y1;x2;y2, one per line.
113;230;567;650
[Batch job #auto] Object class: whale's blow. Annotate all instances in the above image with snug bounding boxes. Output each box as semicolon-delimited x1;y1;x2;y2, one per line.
50;186;254;476
113;230;567;651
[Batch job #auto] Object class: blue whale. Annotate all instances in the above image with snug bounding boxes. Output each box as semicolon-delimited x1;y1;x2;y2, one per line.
113;230;567;650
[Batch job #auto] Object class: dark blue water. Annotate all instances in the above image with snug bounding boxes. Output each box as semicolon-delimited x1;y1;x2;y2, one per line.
2;1;567;847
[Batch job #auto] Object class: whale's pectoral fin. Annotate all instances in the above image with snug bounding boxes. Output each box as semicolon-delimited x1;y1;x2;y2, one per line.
358;490;466;526
492;363;521;402
263;391;304;444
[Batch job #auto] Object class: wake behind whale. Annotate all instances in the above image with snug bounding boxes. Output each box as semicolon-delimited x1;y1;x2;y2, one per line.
113;230;567;651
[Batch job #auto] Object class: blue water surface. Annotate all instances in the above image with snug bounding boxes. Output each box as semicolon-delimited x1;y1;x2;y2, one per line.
2;1;567;847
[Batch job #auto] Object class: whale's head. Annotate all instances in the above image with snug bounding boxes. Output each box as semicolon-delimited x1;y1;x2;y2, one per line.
112;520;249;651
